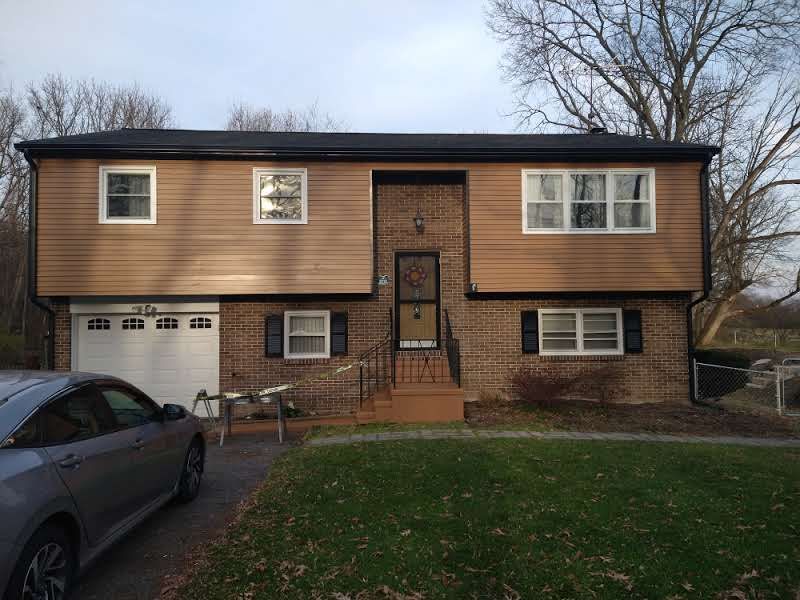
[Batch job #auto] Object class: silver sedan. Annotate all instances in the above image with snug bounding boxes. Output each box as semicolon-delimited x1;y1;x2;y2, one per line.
0;371;206;600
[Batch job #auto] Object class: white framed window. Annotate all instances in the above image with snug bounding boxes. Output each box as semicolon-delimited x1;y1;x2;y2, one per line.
284;310;329;359
87;317;110;331
539;308;623;355
253;168;308;224
522;168;655;233
156;317;179;330
99;166;157;224
122;317;145;330
190;317;212;329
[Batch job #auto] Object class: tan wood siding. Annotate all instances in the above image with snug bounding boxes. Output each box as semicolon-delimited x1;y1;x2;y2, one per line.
468;162;703;292
37;159;374;295
36;158;703;296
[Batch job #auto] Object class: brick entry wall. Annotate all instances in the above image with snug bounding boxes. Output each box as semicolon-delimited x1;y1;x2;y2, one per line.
52;176;692;412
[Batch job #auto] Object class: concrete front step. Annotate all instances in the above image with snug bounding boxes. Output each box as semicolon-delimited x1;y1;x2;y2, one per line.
370;383;464;423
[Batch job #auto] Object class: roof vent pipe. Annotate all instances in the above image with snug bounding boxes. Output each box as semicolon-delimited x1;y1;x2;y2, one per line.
589;126;607;135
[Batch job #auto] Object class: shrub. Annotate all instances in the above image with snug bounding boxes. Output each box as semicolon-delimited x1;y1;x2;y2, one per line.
569;365;624;403
693;348;751;369
509;369;571;408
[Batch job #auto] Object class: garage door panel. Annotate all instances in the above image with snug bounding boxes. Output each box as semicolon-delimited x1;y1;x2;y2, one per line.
75;311;219;416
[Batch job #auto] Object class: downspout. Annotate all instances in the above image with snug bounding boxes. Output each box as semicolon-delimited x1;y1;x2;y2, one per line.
23;151;55;369
687;158;713;402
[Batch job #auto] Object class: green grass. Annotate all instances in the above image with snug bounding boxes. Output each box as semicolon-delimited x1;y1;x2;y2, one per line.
180;440;800;599
304;421;468;439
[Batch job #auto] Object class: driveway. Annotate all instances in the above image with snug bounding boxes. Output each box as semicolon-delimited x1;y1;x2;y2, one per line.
71;431;297;600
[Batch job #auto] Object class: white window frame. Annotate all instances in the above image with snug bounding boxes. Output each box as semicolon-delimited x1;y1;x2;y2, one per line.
284;310;330;359
252;168;308;225
538;308;623;356
521;168;656;234
99;165;157;224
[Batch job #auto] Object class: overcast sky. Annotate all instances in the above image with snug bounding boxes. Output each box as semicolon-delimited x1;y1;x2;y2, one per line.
0;0;515;132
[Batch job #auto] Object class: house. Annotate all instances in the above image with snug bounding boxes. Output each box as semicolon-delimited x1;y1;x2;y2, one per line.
16;129;718;421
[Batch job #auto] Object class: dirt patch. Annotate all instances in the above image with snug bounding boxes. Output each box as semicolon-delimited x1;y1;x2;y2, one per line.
465;399;800;438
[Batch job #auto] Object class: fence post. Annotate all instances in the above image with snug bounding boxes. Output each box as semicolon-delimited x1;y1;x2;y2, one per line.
692;358;699;402
776;367;783;416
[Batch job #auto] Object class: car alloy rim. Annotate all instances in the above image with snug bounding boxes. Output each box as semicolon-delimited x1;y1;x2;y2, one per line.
22;542;68;600
186;445;202;493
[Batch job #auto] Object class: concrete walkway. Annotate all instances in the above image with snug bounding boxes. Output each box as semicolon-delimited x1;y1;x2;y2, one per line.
308;429;800;448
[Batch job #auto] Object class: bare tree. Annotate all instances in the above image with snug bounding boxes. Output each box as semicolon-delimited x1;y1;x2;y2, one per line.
487;0;800;345
226;100;346;132
0;75;175;364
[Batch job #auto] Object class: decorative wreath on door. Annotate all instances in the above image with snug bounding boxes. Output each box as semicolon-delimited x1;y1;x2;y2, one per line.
403;264;428;287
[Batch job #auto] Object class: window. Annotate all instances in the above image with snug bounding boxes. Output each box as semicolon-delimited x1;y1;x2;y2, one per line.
1;414;41;449
98;385;159;428
87;318;110;331
524;173;563;229
99;166;157;224
253;168;308;224
122;317;145;330
40;385;117;445
190;317;212;329
284;310;330;359
539;309;622;355
522;169;655;233
156;317;179;330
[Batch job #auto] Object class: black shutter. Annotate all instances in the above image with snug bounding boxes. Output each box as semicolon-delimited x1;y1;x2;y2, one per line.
623;310;643;353
265;314;283;357
521;310;539;354
331;312;348;355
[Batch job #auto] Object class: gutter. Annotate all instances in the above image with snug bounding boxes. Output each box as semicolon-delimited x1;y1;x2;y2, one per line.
22;151;55;369
687;159;713;402
14;145;720;163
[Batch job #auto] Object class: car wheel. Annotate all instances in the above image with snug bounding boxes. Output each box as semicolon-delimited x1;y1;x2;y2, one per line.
4;524;75;600
176;440;203;503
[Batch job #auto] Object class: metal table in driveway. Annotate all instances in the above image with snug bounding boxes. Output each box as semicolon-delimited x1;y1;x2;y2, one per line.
193;391;287;446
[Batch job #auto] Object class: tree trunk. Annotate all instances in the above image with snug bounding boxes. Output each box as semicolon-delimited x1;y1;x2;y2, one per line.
696;295;738;346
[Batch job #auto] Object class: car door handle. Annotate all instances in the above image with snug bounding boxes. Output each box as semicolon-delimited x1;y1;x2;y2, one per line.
58;454;84;468
131;439;146;450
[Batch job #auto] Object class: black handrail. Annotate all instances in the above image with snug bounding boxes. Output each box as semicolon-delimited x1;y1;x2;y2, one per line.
444;309;461;387
358;309;393;410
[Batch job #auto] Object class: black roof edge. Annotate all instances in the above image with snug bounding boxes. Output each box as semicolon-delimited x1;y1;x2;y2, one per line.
13;145;719;162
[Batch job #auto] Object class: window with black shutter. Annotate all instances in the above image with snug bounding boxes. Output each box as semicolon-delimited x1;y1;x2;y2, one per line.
265;314;283;357
330;312;348;355
623;309;643;353
521;310;539;353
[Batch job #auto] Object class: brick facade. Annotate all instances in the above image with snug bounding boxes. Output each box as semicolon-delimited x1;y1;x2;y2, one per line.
52;176;692;412
53;301;71;371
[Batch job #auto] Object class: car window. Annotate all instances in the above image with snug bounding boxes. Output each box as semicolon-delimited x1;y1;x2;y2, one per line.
0;414;41;449
99;386;159;428
40;385;116;445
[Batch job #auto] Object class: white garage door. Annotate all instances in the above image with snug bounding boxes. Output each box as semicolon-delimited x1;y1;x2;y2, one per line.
74;312;219;416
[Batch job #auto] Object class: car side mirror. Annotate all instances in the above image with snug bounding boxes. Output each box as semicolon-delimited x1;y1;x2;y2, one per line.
163;403;187;421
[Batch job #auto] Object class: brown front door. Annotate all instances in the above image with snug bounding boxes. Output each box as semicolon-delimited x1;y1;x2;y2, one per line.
395;252;440;349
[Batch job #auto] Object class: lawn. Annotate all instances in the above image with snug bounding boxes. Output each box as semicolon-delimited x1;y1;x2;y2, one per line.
176;440;800;600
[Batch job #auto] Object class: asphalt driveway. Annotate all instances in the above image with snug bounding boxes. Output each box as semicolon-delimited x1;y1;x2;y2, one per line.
71;431;296;600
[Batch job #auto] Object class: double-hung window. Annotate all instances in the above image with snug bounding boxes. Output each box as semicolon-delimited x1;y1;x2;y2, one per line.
253;168;308;224
284;311;330;359
522;169;655;233
99;166;156;224
539;308;622;355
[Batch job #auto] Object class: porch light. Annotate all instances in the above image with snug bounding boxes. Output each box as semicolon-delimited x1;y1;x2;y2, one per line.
413;209;425;233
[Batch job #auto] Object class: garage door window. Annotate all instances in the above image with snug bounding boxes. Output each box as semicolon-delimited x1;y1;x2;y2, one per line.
190;317;212;329
87;318;110;331
122;318;145;330
156;317;179;330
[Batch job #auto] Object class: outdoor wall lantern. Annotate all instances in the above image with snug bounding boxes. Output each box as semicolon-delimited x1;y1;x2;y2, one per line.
413;209;425;233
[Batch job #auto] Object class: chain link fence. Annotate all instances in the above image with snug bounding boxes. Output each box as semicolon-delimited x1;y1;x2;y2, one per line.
694;360;800;416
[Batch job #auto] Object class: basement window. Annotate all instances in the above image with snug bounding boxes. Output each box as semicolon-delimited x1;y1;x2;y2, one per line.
284;311;330;359
539;308;622;355
253;168;308;224
99;166;157;224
